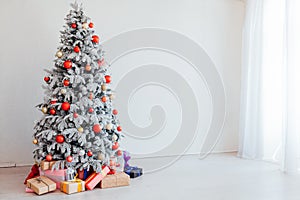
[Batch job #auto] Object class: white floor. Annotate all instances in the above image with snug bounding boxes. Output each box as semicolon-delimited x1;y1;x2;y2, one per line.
1;153;300;200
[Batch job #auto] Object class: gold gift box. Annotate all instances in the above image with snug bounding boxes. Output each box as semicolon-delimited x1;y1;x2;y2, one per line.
60;178;85;194
26;176;56;195
100;172;130;189
40;160;57;170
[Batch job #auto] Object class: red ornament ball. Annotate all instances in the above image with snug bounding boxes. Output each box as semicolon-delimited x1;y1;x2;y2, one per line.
44;76;50;82
89;22;94;28
56;135;65;143
98;59;104;66
87;151;93;157
63;60;72;69
101;96;107;103
117;126;122;132
66;156;73;162
112;142;119;150
50;99;57;105
104;75;111;83
89;93;93;100
63;79;70;86
71;23;77;29
74;46;80;53
117;150;122;156
93;124;102;133
88;107;94;113
112;109;118;115
61;102;70;111
46;154;52;161
92;35;99;43
73;112;79;118
49;108;56;115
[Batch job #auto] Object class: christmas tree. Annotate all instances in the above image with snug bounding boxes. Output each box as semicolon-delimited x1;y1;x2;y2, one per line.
32;3;123;173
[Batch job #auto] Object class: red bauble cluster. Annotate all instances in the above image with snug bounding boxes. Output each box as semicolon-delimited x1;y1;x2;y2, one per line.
92;35;99;43
87;151;93;157
112;109;118;115
112;142;119;150
117;126;122;132
44;76;50;83
56;135;65;143
89;22;94;28
63;60;72;69
46;154;52;161
71;23;77;29
49;108;56;115
63;79;70;86
93;124;102;133
66;155;73;162
105;75;111;83
61;102;70;111
74;46;80;53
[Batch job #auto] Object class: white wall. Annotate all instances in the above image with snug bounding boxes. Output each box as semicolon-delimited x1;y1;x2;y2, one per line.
0;0;244;166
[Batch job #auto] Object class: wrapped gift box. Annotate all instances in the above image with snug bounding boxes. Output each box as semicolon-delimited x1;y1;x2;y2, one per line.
78;169;89;181
60;179;85;194
100;172;130;189
39;169;66;189
124;166;143;178
85;166;110;190
40;161;57;171
26;176;56;195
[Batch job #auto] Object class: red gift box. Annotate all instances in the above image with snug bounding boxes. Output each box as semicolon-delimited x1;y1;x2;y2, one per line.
85;166;110;190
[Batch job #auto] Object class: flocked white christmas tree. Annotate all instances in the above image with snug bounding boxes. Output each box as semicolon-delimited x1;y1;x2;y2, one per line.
32;2;123;173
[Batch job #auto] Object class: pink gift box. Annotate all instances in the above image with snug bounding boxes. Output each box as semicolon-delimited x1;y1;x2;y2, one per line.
85;166;110;190
39;168;66;189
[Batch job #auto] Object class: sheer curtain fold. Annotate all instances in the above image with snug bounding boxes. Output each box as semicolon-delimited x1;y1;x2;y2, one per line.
239;0;300;174
238;0;264;159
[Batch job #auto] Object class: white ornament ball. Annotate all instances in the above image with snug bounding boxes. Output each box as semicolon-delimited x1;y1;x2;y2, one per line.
60;88;67;94
112;134;118;142
97;153;104;160
79;150;85;156
106;123;113;130
109;94;115;100
82;22;88;29
41;107;48;114
56;51;63;58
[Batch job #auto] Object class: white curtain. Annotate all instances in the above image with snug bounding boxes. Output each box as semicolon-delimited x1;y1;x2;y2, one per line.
239;0;300;174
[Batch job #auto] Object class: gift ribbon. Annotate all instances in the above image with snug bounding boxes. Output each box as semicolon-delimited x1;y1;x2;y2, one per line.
71;179;83;192
36;177;50;191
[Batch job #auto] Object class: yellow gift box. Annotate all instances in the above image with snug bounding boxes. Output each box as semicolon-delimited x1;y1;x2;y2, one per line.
60;178;85;194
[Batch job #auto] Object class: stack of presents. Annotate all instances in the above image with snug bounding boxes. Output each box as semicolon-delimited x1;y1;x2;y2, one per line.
24;151;142;195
